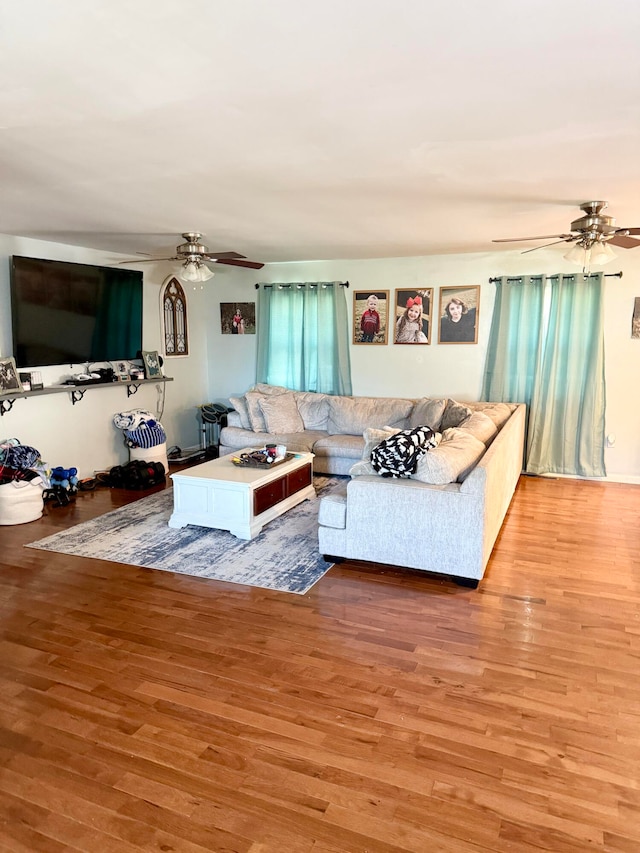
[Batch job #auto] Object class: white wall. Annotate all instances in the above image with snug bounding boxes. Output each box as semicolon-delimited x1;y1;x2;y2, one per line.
210;248;640;484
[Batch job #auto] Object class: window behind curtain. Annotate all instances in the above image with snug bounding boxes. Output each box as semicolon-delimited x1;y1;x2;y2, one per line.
256;282;352;395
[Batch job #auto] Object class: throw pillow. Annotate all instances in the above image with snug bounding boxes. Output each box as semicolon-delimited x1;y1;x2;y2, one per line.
440;399;473;431
409;397;447;430
258;392;304;434
229;395;251;430
293;391;330;430
458;411;498;445
362;426;401;460
245;391;269;432
468;402;514;429
412;428;486;485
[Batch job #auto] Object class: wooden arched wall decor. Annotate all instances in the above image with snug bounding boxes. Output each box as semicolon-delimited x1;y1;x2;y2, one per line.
161;276;189;356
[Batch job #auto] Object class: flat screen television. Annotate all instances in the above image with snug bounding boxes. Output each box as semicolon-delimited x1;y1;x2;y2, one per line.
10;255;144;368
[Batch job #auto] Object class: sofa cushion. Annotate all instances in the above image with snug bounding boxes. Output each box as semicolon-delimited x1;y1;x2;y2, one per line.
313;433;365;459
440;399;473;431
412;427;486;485
219;426;324;453
349;459;377;478
362;426;401;460
458;411;498;445
318;490;348;529
327;396;413;435
293;391;330;431
228;395;251;430
466;401;514;429
259;392;304;433
409;397;446;430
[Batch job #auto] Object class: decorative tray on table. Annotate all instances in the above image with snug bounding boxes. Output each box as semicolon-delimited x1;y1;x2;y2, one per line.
231;449;294;469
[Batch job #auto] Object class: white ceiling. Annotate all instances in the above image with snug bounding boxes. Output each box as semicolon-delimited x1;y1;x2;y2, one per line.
2;0;640;265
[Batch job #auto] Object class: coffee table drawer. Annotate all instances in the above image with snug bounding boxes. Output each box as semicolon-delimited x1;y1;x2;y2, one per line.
287;463;312;496
254;476;286;515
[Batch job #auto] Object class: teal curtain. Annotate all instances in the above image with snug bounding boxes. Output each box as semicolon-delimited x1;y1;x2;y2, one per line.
482;272;606;478
91;270;143;361
256;282;352;395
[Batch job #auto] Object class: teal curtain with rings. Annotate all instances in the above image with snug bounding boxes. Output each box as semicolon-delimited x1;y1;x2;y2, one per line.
256;282;352;395
482;272;606;477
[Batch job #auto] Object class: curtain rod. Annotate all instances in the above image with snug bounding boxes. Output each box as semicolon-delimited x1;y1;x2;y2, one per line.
489;272;623;283
255;281;349;289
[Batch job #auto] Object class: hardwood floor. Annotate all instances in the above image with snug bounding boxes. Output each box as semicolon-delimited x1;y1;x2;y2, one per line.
0;472;639;852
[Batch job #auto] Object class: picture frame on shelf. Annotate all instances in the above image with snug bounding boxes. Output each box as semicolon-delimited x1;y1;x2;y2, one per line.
353;290;389;345
141;350;162;379
111;360;130;382
0;357;23;394
393;288;433;345
438;285;480;345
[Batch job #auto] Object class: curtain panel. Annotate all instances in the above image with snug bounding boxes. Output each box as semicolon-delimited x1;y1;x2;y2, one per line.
256;282;352;395
482;272;606;478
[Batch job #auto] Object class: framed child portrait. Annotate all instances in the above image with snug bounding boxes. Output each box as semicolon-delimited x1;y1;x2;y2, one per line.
393;288;433;344
438;285;480;344
353;290;389;345
141;350;162;379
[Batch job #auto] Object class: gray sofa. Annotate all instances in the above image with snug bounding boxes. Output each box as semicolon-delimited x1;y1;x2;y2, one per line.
220;385;525;586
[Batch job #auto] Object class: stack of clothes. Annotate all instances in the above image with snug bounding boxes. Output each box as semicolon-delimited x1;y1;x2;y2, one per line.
113;409;166;452
0;438;47;525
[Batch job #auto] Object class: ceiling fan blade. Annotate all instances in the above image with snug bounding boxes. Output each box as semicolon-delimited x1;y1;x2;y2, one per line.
212;258;264;269
609;234;640;249
622;227;640;235
493;234;573;243
203;251;247;260
521;237;577;254
113;256;179;265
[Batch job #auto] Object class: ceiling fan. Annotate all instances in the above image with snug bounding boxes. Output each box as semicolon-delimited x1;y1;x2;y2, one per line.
115;232;264;281
493;201;640;265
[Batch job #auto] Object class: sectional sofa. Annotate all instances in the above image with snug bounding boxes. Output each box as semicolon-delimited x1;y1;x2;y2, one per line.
219;385;525;585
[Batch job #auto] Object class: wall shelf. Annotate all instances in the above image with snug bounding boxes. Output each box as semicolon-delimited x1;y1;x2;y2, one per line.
0;377;173;416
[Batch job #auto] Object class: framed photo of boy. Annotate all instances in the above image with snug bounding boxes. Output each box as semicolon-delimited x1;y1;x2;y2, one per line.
438;285;480;345
353;290;389;345
141;350;162;379
0;357;22;394
394;288;433;344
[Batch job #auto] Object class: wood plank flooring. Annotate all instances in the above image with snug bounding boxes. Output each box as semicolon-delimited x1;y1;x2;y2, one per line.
0;472;639;852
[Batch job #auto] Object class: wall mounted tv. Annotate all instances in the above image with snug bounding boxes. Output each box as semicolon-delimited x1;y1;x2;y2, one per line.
10;256;144;368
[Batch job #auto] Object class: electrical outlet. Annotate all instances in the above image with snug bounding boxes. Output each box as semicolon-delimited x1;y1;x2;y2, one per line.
606;434;616;447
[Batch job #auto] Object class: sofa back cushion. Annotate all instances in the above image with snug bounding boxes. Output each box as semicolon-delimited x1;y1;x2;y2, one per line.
440;399;473;431
258;392;305;434
229;395;252;430
458;411;498;445
409;397;446;431
292;391;330;431
466;401;515;429
412;427;486;485
327;396;413;435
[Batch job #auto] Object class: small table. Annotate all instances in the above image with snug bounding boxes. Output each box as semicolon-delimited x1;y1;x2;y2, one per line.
168;450;315;540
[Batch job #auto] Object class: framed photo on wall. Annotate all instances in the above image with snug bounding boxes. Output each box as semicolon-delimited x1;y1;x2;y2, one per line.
0;357;22;394
393;288;433;344
353;290;389;345
438;285;480;344
141;350;162;378
220;302;256;335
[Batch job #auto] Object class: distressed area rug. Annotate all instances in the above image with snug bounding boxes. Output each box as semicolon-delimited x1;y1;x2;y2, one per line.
27;476;346;595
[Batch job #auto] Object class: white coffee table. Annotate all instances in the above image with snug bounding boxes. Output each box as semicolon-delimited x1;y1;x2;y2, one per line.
168;450;315;540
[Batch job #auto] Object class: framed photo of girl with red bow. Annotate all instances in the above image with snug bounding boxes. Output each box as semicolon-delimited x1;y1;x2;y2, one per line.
393;289;433;345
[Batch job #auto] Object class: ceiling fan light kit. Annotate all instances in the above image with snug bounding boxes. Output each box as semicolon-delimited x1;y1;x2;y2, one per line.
180;259;215;282
493;201;640;270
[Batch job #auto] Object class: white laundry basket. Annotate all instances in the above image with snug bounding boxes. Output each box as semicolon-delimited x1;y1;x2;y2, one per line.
0;479;45;525
129;442;169;475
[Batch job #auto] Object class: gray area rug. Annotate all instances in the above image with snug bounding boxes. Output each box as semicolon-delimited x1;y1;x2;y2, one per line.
27;475;346;595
